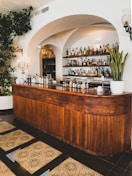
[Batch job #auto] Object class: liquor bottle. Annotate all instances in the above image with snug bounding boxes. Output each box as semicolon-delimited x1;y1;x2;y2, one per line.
68;68;72;75
68;48;71;56
79;47;83;55
83;47;87;55
82;81;85;89
71;48;75;56
87;46;91;55
99;45;103;54
102;45;106;54
69;79;73;88
66;48;68;56
72;79;76;88
75;47;78;56
95;48;99;55
94;68;98;76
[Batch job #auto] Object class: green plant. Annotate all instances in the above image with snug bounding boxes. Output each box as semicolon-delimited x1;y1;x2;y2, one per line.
106;44;128;81
0;6;33;96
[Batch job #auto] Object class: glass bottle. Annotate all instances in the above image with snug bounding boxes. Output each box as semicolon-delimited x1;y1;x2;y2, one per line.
66;48;68;56
83;47;87;55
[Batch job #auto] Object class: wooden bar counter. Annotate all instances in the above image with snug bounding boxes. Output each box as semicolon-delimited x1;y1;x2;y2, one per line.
12;83;132;156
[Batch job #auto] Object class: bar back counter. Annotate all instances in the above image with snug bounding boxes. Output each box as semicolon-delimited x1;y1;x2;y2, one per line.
12;84;132;156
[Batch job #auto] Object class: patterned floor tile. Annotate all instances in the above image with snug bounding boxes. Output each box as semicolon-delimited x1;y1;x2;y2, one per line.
47;157;103;176
0;129;34;151
0;121;15;133
12;141;62;174
0;160;16;176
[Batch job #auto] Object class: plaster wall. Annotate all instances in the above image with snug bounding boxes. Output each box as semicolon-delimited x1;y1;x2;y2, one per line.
12;0;132;149
16;0;132;90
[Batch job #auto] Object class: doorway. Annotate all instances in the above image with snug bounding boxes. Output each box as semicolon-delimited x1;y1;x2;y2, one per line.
40;45;56;80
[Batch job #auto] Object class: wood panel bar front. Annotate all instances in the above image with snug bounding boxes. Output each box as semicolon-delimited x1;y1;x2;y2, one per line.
12;84;131;156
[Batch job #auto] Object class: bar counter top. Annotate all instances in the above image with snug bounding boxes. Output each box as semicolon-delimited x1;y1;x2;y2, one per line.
12;83;131;97
12;83;132;156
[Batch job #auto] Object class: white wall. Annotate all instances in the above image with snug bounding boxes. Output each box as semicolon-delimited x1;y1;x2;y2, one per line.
14;0;132;148
16;0;132;90
71;30;118;50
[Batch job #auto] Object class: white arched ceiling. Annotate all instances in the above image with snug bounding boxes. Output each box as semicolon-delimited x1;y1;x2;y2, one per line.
63;24;117;49
27;14;118;80
28;14;117;56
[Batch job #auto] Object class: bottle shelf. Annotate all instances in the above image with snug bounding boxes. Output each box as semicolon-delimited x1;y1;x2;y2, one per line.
63;46;111;80
63;75;111;78
63;64;109;67
63;53;109;59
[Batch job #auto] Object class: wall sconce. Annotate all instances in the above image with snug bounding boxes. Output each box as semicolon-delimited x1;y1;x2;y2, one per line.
121;13;132;40
17;49;29;74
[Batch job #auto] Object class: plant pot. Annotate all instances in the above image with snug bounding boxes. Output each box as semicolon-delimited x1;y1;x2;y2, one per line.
0;95;13;110
110;80;125;94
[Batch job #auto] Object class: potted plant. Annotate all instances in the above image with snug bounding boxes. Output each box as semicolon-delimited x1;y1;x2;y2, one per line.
0;6;33;110
106;44;128;94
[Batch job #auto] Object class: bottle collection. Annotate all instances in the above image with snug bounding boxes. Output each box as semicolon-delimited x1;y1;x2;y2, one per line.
62;43;119;79
62;78;89;89
64;56;109;67
65;45;108;57
63;55;111;78
66;66;111;78
65;42;119;57
26;74;52;85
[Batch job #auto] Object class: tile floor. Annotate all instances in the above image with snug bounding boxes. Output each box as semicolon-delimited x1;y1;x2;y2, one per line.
0;109;132;176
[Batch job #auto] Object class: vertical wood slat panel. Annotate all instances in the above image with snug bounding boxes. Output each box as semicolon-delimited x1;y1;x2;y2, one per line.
13;95;65;139
13;84;132;156
83;114;127;155
44;103;64;139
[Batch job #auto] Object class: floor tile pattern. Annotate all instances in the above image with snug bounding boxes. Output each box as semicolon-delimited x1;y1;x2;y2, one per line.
0;110;132;176
0;121;15;133
12;141;62;174
47;157;102;176
0;129;34;151
0;160;16;176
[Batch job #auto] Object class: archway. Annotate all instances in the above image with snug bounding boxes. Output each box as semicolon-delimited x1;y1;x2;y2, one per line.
28;14;118;82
